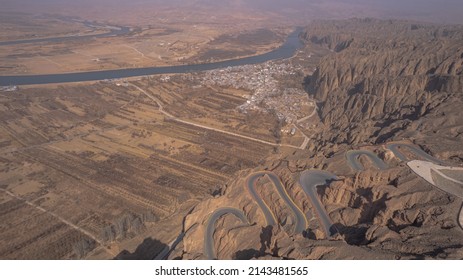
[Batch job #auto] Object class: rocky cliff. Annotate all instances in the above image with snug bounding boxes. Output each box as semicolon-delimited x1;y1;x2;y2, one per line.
169;19;463;260
302;18;463;148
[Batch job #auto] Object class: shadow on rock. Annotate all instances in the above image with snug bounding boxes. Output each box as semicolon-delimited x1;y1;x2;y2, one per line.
233;226;273;260
357;189;389;224
234;249;263;260
333;223;369;245
114;238;167;260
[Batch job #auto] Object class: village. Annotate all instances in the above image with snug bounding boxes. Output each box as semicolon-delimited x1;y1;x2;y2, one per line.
200;62;315;126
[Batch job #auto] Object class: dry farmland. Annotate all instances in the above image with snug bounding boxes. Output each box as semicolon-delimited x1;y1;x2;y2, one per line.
0;13;287;76
0;77;292;259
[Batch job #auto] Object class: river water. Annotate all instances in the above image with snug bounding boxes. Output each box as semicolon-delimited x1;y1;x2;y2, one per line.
0;20;130;47
0;27;303;86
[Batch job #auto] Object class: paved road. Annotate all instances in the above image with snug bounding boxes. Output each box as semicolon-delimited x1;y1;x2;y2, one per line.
386;143;443;164
246;171;307;234
299;170;339;237
296;102;318;124
407;160;463;199
204;207;250;260
346;150;388;171
131;84;302;150
407;160;463;232
294;100;318;149
291;123;310;150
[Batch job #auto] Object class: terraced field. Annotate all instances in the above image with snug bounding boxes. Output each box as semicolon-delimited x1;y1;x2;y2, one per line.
0;79;282;259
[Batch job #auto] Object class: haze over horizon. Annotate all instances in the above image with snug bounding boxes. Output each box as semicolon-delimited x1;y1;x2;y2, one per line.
1;0;463;25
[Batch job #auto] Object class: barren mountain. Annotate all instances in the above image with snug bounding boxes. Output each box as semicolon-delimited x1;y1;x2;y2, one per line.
173;19;463;260
303;19;463;148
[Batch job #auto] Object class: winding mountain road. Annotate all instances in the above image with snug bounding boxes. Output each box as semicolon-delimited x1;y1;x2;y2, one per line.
299;170;339;237
204;207;250;260
200;143;461;257
246;171;307;234
386;143;443;164
346;150;388;171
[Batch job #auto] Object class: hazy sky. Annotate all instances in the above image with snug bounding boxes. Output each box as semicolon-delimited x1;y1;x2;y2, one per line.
1;0;462;24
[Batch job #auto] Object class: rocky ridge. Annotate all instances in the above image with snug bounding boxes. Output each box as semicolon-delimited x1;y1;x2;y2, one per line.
302;18;463;149
170;19;463;260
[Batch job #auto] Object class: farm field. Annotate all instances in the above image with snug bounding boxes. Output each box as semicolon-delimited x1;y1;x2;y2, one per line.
0;79;284;258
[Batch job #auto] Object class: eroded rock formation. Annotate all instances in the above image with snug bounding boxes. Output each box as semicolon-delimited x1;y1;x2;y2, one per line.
171;19;463;260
